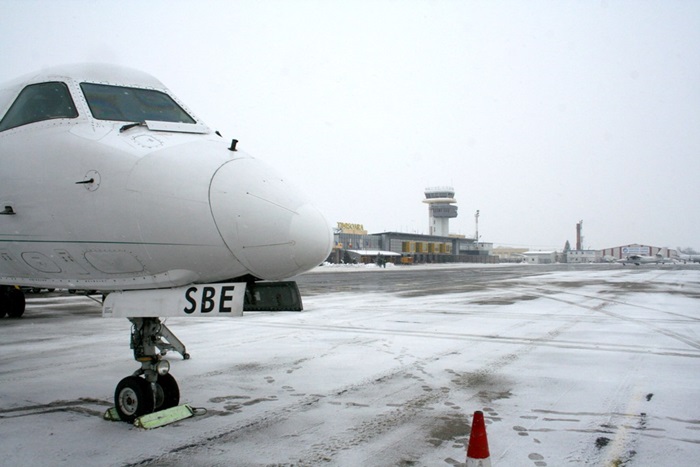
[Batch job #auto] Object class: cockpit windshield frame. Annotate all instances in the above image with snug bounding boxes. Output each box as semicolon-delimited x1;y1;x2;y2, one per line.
0;81;78;132
80;82;196;125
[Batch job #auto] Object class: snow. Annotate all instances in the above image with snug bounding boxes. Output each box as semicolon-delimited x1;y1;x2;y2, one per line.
1;265;699;466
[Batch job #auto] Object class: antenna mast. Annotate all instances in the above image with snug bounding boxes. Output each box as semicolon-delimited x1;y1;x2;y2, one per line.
475;210;480;243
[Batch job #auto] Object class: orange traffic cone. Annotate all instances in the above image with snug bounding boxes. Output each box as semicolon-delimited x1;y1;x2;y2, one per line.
466;410;491;467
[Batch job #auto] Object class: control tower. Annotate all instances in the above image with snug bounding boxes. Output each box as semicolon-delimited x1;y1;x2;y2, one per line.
423;186;458;236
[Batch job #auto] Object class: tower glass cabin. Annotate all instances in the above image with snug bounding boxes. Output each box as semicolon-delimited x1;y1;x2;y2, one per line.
423;187;458;236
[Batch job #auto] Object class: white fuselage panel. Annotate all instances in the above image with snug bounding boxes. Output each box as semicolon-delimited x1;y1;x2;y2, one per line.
0;64;332;290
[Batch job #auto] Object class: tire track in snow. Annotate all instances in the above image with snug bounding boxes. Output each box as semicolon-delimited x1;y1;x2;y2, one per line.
529;287;700;350
235;319;700;359
139;298;594;466
128;348;461;466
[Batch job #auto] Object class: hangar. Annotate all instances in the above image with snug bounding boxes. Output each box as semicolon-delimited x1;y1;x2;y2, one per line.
599;244;674;260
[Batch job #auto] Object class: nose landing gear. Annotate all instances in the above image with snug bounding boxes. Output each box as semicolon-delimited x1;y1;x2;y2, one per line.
113;318;181;422
103;282;303;424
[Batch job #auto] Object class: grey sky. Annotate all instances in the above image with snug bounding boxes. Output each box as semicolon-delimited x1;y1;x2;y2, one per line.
2;0;699;250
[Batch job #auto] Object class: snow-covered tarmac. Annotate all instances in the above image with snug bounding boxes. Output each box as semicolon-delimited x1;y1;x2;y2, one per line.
1;264;699;466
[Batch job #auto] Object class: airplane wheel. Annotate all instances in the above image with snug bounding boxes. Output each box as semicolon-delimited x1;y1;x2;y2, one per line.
115;376;154;423
154;373;180;411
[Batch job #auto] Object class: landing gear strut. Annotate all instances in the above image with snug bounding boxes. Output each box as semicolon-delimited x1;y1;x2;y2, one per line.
103;281;303;423
114;318;181;422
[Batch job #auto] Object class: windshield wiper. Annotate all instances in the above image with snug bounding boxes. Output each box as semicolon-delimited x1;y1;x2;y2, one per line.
119;122;145;133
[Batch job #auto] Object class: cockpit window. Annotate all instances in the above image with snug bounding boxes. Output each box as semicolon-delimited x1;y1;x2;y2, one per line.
0;82;78;132
80;83;195;124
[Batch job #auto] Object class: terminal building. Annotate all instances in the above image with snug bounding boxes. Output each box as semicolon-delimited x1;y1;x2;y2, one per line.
330;224;495;265
329;187;496;265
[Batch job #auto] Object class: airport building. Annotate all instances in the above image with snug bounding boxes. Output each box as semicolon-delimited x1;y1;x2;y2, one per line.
331;223;495;265
423;187;458;237
599;244;673;260
328;186;498;265
522;251;557;264
564;222;673;263
492;247;528;262
567;250;600;263
327;195;681;266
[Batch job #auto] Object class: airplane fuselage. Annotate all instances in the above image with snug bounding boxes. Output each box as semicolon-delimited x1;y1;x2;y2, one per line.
619;254;674;266
0;64;332;291
0;63;333;423
676;253;700;264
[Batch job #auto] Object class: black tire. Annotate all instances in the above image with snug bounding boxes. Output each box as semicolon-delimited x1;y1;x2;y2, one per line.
114;376;154;423
154;373;180;411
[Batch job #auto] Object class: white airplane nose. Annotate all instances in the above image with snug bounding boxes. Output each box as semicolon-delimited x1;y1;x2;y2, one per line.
209;158;332;280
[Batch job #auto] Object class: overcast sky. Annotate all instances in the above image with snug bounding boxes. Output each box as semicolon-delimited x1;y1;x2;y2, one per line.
2;0;699;250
